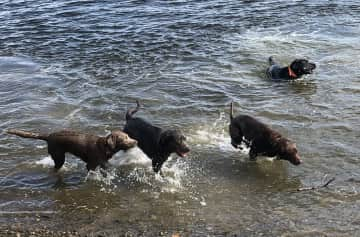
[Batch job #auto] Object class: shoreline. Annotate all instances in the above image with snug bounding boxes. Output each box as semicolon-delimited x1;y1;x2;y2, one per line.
0;225;80;237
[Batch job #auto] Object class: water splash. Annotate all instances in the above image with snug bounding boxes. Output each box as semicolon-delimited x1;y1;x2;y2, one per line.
109;147;151;167
187;112;249;154
187;112;231;150
28;147;192;193
35;145;47;149
85;168;118;193
113;149;190;193
34;156;79;172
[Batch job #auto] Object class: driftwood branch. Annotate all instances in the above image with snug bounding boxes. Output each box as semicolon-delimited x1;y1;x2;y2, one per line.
297;177;335;192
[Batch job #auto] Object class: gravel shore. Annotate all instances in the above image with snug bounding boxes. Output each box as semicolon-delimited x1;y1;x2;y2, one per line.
0;225;80;237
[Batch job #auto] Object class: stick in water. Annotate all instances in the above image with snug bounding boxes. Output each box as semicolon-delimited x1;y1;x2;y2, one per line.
297;177;335;192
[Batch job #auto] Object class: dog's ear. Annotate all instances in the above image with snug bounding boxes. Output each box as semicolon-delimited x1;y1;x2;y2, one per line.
106;134;116;150
291;60;301;71
277;138;296;155
272;136;286;153
229;123;238;138
159;130;173;146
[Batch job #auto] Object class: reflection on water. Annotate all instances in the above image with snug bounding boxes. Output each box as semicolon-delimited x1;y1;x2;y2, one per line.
1;0;360;235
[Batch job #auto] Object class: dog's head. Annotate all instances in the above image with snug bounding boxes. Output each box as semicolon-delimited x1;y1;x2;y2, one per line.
159;130;190;158
229;102;243;149
290;59;316;77
277;138;302;165
229;122;243;149
106;130;137;152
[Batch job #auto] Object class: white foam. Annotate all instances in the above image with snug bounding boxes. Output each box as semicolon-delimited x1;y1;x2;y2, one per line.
85;169;118;191
35;145;46;149
188;112;249;154
264;157;276;162
110;147;188;192
109;147;151;167
35;156;54;167
34;156;78;171
157;157;188;192
31;147;189;193
188;112;231;151
193;129;232;151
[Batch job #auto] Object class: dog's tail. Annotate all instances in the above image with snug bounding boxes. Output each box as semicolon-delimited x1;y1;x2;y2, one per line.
7;129;48;140
268;56;275;65
126;100;140;121
230;101;234;121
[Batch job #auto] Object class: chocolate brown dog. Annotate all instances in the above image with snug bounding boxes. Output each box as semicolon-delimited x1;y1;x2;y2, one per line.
266;56;316;80
123;101;190;174
229;102;301;165
7;129;137;171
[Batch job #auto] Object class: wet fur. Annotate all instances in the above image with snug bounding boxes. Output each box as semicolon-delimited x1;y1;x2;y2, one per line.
7;129;137;171
123;101;190;174
229;102;301;165
266;56;316;80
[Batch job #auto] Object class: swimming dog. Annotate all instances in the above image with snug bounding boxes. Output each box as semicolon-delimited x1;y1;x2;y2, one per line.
266;56;316;80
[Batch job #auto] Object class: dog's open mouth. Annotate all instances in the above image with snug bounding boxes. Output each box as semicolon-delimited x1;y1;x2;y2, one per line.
292;156;302;165
294;159;302;165
303;68;314;74
176;150;189;158
307;63;316;74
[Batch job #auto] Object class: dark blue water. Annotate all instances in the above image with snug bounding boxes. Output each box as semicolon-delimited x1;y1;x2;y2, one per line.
1;0;360;236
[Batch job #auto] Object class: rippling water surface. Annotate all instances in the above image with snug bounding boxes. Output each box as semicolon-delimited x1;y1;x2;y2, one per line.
1;0;360;236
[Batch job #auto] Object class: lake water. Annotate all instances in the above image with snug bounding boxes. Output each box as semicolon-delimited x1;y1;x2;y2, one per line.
0;0;360;236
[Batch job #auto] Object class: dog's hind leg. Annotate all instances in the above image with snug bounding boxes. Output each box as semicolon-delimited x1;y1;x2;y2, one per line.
249;147;257;160
50;151;65;172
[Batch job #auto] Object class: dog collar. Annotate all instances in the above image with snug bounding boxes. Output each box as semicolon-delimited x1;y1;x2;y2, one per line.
288;66;298;78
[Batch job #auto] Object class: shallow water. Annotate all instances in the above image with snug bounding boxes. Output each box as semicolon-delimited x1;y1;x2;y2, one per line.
1;0;360;236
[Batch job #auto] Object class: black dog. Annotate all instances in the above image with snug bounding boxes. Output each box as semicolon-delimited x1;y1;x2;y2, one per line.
266;56;316;80
229;102;301;165
123;101;190;174
7;129;137;171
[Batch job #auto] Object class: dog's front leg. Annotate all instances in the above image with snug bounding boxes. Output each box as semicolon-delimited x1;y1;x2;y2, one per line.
249;147;257;160
152;160;165;175
100;162;110;170
99;162;110;177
